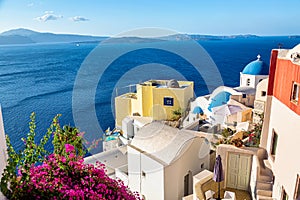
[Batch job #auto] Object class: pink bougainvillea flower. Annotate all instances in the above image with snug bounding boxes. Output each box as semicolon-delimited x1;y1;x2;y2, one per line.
18;153;141;199
65;144;75;153
69;153;75;159
61;156;66;163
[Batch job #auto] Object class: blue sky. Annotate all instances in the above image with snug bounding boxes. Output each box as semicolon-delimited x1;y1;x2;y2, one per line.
0;0;299;36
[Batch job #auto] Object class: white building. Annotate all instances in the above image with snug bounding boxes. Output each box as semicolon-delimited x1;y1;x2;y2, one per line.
184;55;269;131
127;122;210;200
86;121;211;200
84;146;128;179
253;78;268;124
102;116;153;151
121;116;152;140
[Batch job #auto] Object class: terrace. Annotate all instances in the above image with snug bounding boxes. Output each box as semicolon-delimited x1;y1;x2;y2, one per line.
183;169;251;200
118;92;137;99
141;79;191;89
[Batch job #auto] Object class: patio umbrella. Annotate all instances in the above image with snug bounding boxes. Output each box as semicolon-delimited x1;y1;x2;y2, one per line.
213;155;224;200
213;104;242;116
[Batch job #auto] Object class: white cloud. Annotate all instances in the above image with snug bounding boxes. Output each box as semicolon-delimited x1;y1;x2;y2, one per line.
70;16;89;22
35;11;63;22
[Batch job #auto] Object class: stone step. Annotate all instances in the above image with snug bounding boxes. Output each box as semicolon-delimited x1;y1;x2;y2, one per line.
260;166;273;177
257;189;272;197
263;159;272;169
256;195;275;200
258;174;273;183
257;181;273;191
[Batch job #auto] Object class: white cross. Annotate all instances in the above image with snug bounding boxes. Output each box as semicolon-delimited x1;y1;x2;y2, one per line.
257;54;261;60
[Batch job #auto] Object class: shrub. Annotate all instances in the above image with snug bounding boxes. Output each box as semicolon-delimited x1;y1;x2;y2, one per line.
245;112;264;147
0;113;140;200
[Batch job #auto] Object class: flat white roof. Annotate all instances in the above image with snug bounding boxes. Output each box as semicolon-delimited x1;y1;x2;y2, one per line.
234;86;256;94
84;146;128;172
129;116;153;127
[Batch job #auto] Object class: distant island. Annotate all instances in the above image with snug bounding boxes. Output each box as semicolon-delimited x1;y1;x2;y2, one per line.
0;28;297;46
0;28;107;45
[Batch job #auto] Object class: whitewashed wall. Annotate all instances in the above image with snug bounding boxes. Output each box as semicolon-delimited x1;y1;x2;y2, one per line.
265;97;300;199
140;153;164;200
164;138;210;200
128;145;164;200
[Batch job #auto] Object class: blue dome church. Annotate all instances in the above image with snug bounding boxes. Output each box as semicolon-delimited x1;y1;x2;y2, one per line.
240;55;269;88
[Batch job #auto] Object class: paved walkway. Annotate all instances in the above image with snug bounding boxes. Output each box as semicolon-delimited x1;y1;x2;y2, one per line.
214;187;252;200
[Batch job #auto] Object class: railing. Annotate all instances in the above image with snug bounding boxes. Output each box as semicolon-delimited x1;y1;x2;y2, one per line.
115;84;137;97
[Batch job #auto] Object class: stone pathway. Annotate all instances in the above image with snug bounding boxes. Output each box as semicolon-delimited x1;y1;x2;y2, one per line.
213;187;252;200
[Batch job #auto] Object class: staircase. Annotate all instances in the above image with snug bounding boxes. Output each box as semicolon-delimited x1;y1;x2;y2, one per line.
256;149;275;200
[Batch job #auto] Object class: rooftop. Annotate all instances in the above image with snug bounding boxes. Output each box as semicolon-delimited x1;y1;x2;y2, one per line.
130;122;204;165
116;93;137;99
234;86;256;94
129;116;153;127
279;44;300;65
140;79;192;89
84;146;128;175
208;91;231;111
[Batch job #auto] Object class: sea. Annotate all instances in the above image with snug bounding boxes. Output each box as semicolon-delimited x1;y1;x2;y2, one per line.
1;37;300;153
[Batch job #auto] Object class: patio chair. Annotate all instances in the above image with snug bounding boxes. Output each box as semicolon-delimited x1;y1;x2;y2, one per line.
205;190;216;200
222;191;236;200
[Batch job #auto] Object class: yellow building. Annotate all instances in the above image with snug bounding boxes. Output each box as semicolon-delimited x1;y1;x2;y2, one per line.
115;79;194;127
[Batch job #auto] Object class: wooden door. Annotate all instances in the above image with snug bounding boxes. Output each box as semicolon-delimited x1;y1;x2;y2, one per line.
227;153;251;190
237;154;251;190
227;153;239;188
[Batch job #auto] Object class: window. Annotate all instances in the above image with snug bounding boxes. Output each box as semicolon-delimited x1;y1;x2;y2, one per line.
261;91;267;97
201;163;204;169
184;172;192;196
142;171;146;177
247;78;251;86
291;82;300;104
242;93;247;98
163;97;174;106
294;174;300;200
281;187;289;200
270;130;278;159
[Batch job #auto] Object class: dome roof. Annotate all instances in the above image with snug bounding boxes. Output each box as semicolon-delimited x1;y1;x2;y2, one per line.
193;106;204;114
167;79;180;88
242;55;269;75
208;91;231;112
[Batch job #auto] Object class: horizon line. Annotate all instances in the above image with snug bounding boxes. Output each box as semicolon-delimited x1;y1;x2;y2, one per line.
1;27;300;38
